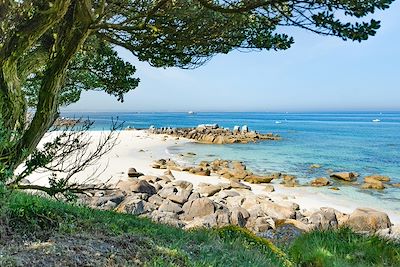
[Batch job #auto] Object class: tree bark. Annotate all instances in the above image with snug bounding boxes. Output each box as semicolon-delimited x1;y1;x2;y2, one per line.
11;1;93;169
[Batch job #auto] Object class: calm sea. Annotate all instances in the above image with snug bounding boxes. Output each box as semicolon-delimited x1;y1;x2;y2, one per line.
61;111;400;210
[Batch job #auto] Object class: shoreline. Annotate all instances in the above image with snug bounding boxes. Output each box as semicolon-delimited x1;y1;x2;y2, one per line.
25;129;400;226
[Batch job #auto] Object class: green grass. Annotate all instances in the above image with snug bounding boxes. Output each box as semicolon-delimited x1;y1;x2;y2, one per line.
1;192;287;266
289;228;400;267
1;192;399;266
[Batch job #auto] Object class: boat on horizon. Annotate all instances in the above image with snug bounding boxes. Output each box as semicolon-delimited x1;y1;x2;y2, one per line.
188;111;195;115
372;119;381;122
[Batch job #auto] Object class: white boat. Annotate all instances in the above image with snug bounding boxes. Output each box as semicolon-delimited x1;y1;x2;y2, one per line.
372;119;381;122
275;121;282;124
188;111;195;115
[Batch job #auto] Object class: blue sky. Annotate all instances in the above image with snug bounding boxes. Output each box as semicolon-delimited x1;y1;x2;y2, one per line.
65;2;400;112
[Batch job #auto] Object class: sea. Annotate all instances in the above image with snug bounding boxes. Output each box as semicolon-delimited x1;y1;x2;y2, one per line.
61;111;400;212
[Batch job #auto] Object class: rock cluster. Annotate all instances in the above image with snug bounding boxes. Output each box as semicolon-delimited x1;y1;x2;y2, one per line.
148;124;280;144
53;117;79;127
80;169;397;240
152;158;295;186
361;175;391;190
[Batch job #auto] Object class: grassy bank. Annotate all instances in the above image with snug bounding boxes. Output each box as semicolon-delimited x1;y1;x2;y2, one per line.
0;192;399;266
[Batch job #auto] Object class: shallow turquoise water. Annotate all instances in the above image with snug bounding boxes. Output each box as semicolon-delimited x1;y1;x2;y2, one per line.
62;111;400;209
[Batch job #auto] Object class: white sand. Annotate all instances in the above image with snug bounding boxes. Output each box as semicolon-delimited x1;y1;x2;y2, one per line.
25;130;400;225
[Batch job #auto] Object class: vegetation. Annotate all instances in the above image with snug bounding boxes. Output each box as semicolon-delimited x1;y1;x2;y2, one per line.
1;192;399;266
0;0;394;190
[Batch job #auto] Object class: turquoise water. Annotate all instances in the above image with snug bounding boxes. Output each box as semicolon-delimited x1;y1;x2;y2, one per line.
62;111;400;209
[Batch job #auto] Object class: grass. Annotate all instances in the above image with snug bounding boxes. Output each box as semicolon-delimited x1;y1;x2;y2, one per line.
0;192;399;266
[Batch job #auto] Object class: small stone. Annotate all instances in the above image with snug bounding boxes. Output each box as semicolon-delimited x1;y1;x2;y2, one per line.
310;164;322;169
329;187;340;191
264;185;275;192
128;167;144;178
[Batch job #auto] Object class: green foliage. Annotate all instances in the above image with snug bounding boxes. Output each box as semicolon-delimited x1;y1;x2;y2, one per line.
288;228;400;267
23;36;140;107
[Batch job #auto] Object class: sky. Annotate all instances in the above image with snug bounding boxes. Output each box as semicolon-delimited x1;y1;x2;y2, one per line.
64;2;400;112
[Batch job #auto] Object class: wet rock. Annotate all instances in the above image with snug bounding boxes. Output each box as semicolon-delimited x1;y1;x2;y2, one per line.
361;182;385;190
281;175;299;187
330;172;358;182
346;208;391;232
244;175;274;184
311;177;331;187
310;164;322;169
364;174;391;182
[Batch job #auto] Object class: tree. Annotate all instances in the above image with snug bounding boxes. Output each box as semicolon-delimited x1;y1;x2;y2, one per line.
0;0;394;175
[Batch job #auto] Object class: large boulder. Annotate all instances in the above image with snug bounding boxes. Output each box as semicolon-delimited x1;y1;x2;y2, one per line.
364;174;390;182
159;199;183;214
182;197;216;220
230;207;250;227
361;175;389;190
309;208;338;230
346;208;391;232
167;189;192;204
131;180;156;195
116;198;146;215
198;184;222;197
330;172;358;182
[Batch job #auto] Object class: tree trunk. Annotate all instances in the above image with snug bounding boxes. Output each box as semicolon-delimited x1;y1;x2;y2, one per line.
1;0;92;171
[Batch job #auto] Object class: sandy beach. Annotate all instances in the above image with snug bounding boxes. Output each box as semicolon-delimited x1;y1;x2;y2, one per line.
24;129;400;226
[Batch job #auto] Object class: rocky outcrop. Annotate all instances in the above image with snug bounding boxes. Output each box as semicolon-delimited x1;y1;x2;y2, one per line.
81;170;396;241
148;124;280;144
346;208;392;232
152;159;280;185
330;172;358;182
